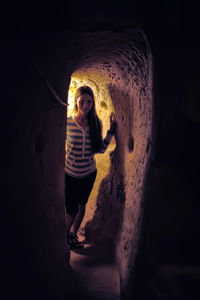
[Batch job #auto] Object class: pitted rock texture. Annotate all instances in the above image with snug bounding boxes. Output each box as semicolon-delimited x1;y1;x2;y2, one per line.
69;29;153;293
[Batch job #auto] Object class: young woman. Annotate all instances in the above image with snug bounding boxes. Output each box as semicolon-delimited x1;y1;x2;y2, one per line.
65;86;116;249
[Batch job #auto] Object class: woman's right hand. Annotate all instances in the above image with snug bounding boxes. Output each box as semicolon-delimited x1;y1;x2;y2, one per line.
109;112;116;134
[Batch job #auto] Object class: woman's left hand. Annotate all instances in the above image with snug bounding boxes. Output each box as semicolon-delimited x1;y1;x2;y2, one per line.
109;112;116;134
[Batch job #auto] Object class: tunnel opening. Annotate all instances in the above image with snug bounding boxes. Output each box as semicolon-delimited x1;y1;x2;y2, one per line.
66;75;116;243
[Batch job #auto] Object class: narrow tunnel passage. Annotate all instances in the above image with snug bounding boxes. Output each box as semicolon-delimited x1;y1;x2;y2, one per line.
3;27;153;299
64;28;153;298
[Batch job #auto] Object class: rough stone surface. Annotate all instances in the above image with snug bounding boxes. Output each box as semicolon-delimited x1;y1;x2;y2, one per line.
70;29;153;295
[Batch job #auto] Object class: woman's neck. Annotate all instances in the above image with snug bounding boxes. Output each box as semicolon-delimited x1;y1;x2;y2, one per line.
74;112;88;128
75;111;87;121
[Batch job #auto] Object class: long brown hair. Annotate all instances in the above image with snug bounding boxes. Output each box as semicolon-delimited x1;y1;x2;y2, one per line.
74;86;103;153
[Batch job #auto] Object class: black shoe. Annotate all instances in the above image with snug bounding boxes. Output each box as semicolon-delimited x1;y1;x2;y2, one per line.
67;232;84;249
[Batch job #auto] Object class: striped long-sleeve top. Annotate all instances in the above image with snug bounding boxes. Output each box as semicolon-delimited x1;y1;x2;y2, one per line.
65;115;113;178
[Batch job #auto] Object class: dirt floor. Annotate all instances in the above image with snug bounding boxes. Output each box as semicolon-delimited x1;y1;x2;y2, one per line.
67;232;120;300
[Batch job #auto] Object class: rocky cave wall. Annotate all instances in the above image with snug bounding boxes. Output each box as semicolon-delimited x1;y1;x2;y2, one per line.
69;29;153;295
1;28;153;298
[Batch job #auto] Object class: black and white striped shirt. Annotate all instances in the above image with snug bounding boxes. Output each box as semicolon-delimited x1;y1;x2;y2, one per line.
65;116;113;178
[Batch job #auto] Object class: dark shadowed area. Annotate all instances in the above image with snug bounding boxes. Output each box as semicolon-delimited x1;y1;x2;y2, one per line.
1;0;200;299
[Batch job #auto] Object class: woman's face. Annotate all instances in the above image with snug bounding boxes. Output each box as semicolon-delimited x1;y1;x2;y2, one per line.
76;93;93;115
